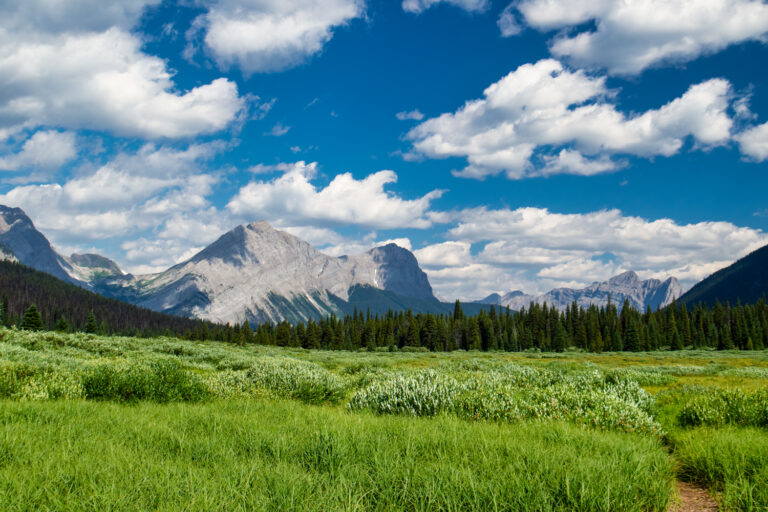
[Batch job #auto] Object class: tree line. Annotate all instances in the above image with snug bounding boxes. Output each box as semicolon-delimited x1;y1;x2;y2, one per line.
4;258;767;352
177;297;768;352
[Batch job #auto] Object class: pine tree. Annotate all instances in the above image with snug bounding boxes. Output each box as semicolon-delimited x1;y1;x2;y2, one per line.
552;320;567;352
84;311;98;334
467;318;482;350
624;320;640;352
55;317;69;332
275;321;292;347
21;304;43;331
453;300;464;321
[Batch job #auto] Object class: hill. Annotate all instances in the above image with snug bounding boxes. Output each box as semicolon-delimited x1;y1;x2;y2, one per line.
680;244;768;306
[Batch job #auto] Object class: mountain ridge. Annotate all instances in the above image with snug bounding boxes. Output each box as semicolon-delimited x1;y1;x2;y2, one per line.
680;243;768;306
477;271;683;311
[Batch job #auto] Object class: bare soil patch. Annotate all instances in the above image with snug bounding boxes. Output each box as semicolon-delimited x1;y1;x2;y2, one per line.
669;481;718;512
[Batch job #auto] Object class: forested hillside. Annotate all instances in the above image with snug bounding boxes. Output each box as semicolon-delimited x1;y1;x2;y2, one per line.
681;243;768;306
0;260;217;337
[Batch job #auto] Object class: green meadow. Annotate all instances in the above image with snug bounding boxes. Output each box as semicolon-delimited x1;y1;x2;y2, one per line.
0;328;766;511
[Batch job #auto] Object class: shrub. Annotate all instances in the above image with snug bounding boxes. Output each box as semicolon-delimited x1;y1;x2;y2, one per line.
82;359;208;403
348;366;664;436
678;389;768;428
348;370;459;416
246;357;347;404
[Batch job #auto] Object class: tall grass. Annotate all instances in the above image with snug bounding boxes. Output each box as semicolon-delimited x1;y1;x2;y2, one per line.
0;399;674;511
672;427;768;511
678;388;768;428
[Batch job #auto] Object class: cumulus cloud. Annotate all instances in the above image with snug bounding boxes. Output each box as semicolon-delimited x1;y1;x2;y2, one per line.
735;121;768;161
415;206;768;300
227;161;443;229
402;0;488;13
0;143;228;273
193;0;365;73
0;130;77;171
414;241;471;267
0;1;243;140
407;59;733;179
505;0;768;75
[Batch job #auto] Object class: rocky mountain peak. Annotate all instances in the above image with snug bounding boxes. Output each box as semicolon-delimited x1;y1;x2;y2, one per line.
368;243;435;301
608;270;640;286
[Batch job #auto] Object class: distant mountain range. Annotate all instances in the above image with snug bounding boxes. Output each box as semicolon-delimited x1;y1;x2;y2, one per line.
475;271;683;311
680;243;768;306
2;203;766;323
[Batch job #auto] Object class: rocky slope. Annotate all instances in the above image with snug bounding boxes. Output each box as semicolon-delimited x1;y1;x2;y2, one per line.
0;205;125;286
478;271;683;311
0;205;82;284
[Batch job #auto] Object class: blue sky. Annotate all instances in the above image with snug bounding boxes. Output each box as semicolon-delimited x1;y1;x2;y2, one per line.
0;0;767;300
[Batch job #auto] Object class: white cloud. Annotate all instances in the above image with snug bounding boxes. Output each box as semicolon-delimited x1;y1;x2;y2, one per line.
414;241;471;267
735;121;768;161
0;0;159;34
320;234;413;257
507;0;768;75
407;59;733;179
539;149;621;177
396;110;425;121
0;130;77;171
0;143;226;260
402;0;488;14
227;161;443;229
415;206;768;300
0;2;244;139
497;3;521;37
268;122;291;136
121;238;206;275
195;0;365;73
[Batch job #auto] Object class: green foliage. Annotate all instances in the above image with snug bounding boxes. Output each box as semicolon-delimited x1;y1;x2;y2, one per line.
678;388;768;428
82;359;208;403
349;365;663;436
246;357;347;404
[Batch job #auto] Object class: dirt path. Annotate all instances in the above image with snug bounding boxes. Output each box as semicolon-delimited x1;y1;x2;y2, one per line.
668;481;719;512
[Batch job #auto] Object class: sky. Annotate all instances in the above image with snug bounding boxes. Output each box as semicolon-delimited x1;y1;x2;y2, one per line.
0;0;767;301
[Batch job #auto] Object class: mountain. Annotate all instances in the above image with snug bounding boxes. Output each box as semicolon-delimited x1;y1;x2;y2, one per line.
0;259;218;336
93;221;442;324
0;205;82;284
477;271;683;312
0;206;125;286
680;243;768;306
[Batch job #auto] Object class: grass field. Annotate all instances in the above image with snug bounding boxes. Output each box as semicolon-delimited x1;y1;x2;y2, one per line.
0;327;766;511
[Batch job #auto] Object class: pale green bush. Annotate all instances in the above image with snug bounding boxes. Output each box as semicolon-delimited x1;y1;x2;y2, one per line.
246;357;347;404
